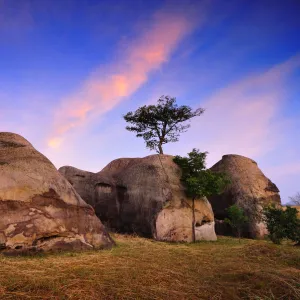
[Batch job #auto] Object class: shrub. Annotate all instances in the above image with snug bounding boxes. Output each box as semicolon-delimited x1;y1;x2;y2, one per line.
224;204;248;241
263;205;300;245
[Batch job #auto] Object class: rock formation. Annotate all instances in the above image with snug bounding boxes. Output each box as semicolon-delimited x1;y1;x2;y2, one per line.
0;132;114;253
208;154;281;238
59;155;217;242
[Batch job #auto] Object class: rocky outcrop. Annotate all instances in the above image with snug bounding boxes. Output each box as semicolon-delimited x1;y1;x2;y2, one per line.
0;132;114;253
59;155;217;242
208;154;281;238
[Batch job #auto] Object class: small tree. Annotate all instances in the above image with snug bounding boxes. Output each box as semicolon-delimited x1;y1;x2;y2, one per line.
263;205;286;244
224;205;248;242
284;207;300;246
123;95;204;154
289;192;300;206
173;149;230;242
263;205;300;245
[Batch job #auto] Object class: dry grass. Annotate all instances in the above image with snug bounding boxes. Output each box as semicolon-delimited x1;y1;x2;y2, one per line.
0;234;299;300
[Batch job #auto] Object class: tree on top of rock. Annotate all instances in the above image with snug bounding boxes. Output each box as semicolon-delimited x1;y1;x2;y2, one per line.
123;95;204;154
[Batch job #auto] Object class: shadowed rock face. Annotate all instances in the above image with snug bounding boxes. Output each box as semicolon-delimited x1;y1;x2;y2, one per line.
59;155;217;242
208;154;281;238
0;132;114;253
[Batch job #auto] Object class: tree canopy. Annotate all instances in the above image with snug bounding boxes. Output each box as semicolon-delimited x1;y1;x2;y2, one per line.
173;149;230;199
123;95;204;154
263;205;300;245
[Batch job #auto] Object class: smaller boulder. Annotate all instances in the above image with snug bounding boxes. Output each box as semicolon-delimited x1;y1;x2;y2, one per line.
208;154;281;238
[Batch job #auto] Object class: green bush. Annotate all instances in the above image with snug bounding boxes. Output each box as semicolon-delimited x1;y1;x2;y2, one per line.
284;207;300;245
224;204;248;241
263;205;300;245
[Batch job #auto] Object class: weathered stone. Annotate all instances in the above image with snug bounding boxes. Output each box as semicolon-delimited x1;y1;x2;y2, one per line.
59;154;217;242
208;154;281;238
0;132;114;253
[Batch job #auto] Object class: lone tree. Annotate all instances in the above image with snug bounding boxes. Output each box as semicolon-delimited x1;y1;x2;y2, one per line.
289;192;300;206
123;95;204;154
173;149;230;242
224;205;248;242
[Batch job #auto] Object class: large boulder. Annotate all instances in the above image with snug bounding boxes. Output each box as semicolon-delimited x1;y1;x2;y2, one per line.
208;154;281;238
0;132;114;253
59;155;217;242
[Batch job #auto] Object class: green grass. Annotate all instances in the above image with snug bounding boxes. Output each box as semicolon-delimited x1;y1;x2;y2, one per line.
0;234;299;299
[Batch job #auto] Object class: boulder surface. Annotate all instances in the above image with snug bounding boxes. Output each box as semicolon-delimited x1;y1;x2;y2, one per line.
208;154;281;238
59;155;217;242
0;132;114;253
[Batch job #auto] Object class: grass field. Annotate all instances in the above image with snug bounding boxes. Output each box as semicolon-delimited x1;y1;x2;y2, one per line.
0;234;299;300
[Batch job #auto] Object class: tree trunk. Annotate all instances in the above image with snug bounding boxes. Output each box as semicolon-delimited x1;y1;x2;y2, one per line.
192;197;196;243
238;229;241;243
158;143;164;155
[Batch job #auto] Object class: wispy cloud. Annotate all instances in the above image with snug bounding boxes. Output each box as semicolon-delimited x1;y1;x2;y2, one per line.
49;54;300;172
48;5;204;148
266;162;300;179
168;55;300;167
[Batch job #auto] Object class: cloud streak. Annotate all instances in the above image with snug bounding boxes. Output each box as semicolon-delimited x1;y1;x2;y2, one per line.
170;54;300;168
266;162;300;178
48;6;201;148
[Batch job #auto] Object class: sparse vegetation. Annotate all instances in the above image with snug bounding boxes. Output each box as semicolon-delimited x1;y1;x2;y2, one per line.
123;96;204;154
0;234;299;300
289;192;300;206
174;149;230;242
224;204;248;242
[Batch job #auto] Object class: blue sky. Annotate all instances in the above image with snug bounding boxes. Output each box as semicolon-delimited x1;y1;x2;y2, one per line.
0;0;299;203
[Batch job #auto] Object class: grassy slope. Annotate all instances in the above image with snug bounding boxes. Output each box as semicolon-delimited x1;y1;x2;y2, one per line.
0;234;299;300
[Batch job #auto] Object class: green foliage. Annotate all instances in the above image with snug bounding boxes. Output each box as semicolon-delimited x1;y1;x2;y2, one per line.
263;205;300;245
285;207;300;244
123;95;204;154
263;206;286;244
173;149;230;199
224;205;248;239
173;149;230;242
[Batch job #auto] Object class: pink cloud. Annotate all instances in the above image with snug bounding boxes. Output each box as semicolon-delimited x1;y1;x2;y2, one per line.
48;7;200;148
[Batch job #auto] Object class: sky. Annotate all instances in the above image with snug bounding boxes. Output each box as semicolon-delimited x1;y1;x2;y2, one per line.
0;0;299;203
